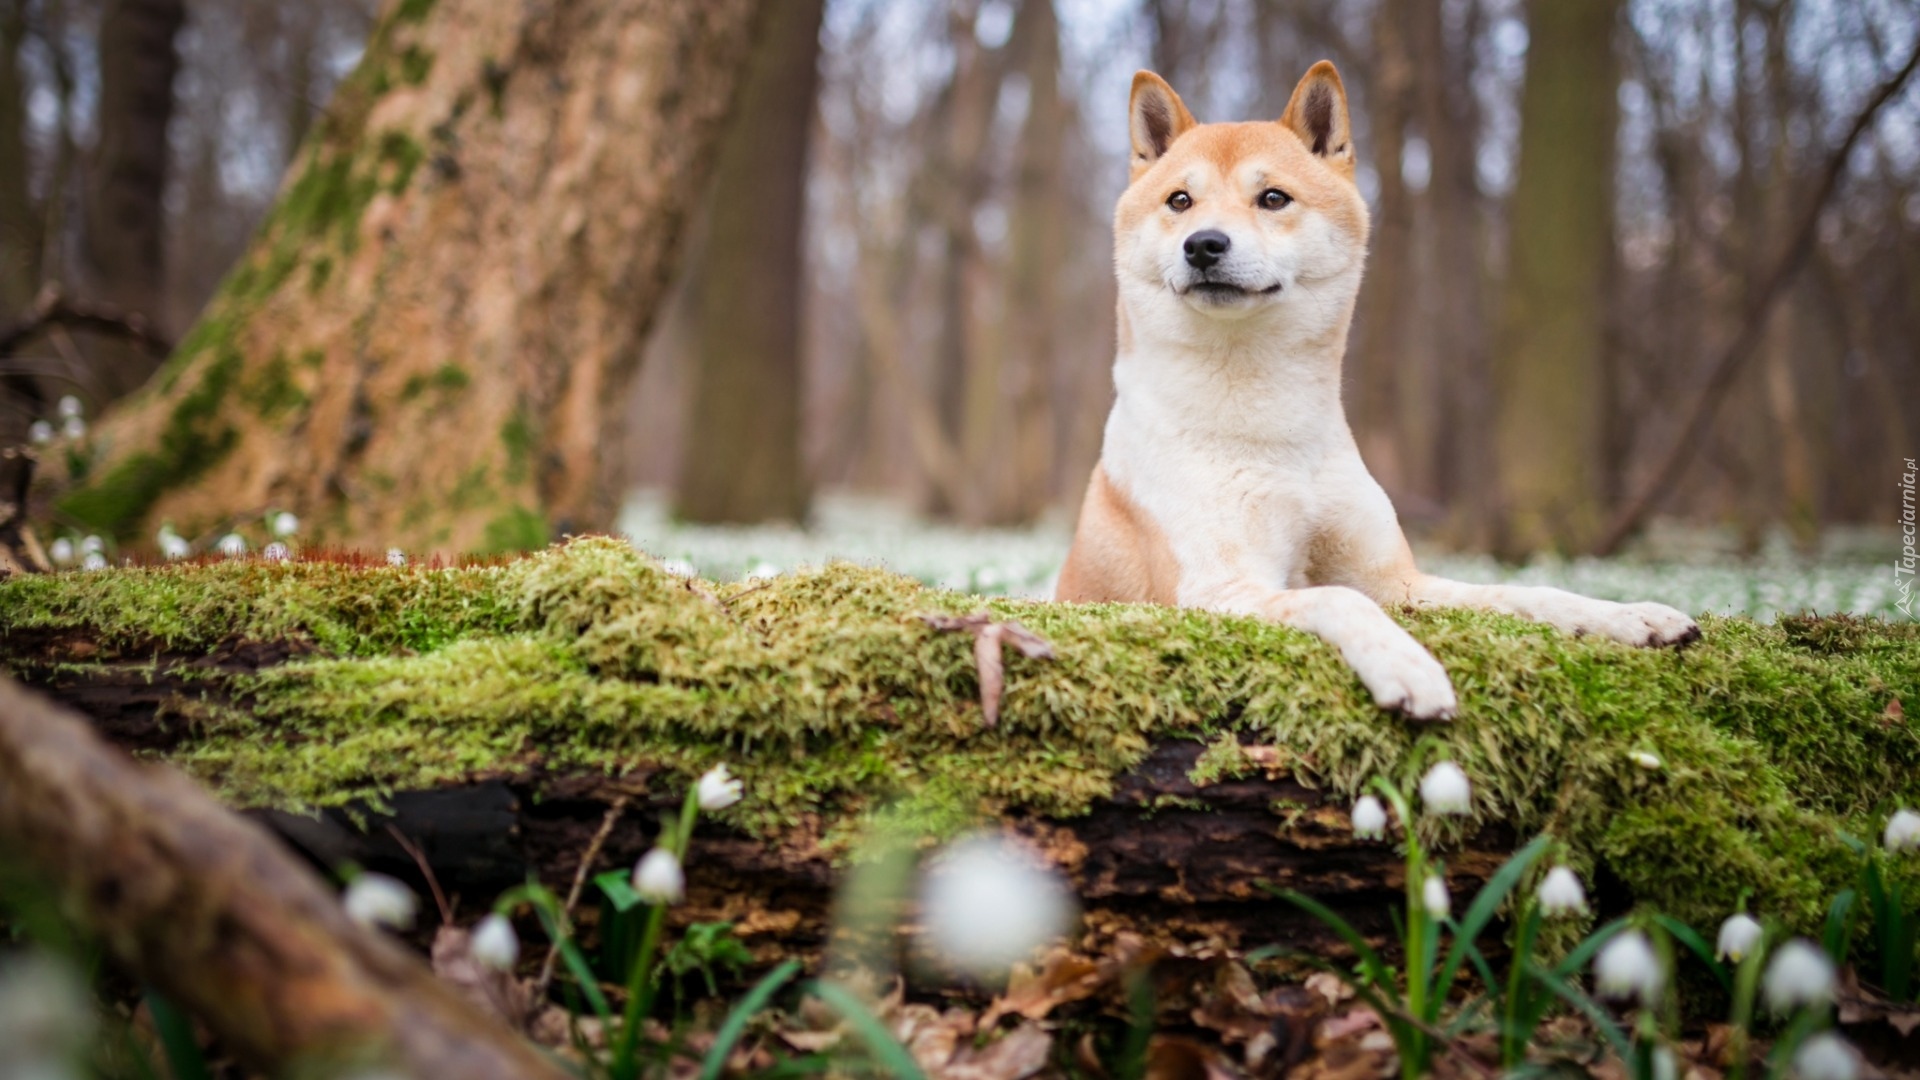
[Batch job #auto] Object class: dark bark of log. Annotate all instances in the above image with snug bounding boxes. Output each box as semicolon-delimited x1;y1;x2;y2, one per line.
0;675;569;1079
4;639;1515;964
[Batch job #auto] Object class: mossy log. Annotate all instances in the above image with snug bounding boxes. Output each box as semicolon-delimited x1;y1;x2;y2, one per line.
1;538;1917;959
0;675;568;1079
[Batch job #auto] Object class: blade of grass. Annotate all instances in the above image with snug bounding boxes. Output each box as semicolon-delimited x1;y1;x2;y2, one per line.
699;961;803;1080
1436;834;1552;1002
144;991;213;1080
808;981;928;1080
1265;886;1399;998
1652;914;1731;994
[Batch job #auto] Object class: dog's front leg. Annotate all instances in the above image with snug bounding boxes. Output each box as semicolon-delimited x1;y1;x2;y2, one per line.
1410;575;1700;648
1197;580;1458;721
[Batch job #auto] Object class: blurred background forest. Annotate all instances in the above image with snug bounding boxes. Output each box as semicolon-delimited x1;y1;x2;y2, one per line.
1;0;1916;567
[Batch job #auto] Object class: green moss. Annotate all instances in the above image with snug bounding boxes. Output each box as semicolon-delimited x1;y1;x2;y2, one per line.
242;351;308;418
2;541;1916;938
307;256;334;295
56;347;243;535
481;506;548;554
500;408;535;484
376;131;425;193
395;0;436;22
396;45;434;88
401;363;470;402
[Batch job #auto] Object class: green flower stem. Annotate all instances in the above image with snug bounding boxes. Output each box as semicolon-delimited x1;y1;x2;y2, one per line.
612;786;704;1080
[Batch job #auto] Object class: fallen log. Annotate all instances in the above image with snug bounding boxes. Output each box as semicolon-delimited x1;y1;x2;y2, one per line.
0;675;569;1079
1;538;1915;951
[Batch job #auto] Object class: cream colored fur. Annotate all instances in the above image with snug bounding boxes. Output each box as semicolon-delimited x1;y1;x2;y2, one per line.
1056;64;1699;721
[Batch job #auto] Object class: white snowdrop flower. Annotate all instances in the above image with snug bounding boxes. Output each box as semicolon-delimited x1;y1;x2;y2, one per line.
632;848;684;905
1791;1032;1858;1080
470;914;520;972
386;548;407;567
660;558;697;578
0;950;93;1064
1351;795;1388;840
27;420;52;445
919;831;1076;978
55;395;82;419
262;542;290;562
1762;938;1836;1013
79;535;103;555
48;538;73;566
1629;750;1664;770
1419;761;1472;816
745;561;780;581
81;552;106;571
343;873;417;931
271;511;299;537
1536;866;1588;918
217;533;247;557
1422;874;1451;919
1594;930;1664;1003
61;415;85;441
159;532;191;561
1885;809;1920;854
697;764;742;811
1652;1047;1678;1080
1717;913;1764;962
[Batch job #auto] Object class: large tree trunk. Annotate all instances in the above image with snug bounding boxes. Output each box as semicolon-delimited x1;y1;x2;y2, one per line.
53;0;764;555
997;0;1067;525
1350;0;1414;498
673;0;824;525
1491;0;1621;555
0;6;36;317
78;0;185;402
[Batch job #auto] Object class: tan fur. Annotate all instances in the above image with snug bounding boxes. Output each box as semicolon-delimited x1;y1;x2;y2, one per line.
1056;465;1181;605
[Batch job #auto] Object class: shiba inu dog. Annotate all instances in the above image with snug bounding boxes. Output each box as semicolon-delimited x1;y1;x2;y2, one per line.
1056;62;1699;720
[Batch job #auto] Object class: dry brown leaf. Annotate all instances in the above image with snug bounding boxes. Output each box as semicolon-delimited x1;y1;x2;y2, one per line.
1147;1034;1242;1080
919;612;1055;727
946;1023;1055;1080
1304;972;1353;1007
1317;1007;1381;1045
984;949;1106;1027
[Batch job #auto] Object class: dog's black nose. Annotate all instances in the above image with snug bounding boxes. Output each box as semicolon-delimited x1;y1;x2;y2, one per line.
1183;229;1230;270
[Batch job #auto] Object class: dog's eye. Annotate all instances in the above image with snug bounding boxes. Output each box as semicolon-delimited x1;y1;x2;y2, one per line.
1259;188;1293;210
1166;191;1192;212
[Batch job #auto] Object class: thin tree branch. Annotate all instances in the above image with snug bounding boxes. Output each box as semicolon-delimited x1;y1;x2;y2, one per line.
1594;36;1920;555
0;287;173;361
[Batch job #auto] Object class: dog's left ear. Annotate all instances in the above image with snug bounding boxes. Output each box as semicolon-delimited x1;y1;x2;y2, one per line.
1280;61;1355;175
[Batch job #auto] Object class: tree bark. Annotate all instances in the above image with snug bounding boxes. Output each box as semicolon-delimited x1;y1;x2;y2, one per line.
1350;0;1414;498
0;5;37;318
0;675;569;1079
79;0;185;401
673;0;824;525
1491;0;1621;555
53;0;764;555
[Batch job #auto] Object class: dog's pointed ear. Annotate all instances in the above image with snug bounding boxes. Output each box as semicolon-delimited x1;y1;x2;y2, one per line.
1129;71;1196;179
1280;61;1355;175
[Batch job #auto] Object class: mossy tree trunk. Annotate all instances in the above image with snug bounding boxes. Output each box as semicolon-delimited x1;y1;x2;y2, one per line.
1491;0;1621;555
55;0;763;555
673;0;824;525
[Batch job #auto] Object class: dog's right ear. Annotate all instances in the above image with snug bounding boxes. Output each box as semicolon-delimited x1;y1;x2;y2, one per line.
1129;71;1196;180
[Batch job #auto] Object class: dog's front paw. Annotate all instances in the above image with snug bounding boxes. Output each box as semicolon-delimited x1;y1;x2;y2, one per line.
1344;631;1458;722
1589;601;1701;649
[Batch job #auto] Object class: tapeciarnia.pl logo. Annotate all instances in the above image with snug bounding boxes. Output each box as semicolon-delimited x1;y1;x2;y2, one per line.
1900;457;1916;618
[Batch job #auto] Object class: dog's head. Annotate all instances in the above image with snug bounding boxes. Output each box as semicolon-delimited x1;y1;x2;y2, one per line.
1114;62;1368;333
